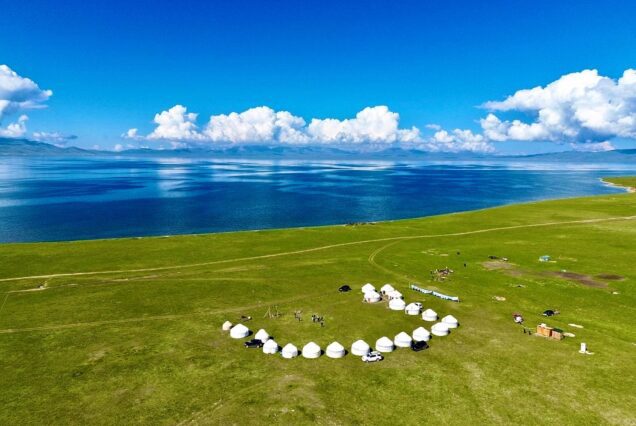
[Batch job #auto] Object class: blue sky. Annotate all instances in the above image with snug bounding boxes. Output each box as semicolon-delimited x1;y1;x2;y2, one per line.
1;0;635;153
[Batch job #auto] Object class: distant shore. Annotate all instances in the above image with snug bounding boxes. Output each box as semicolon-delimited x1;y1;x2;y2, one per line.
601;177;636;193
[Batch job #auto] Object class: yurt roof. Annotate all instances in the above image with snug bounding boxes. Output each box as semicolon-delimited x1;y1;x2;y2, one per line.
413;326;430;336
351;340;370;350
326;341;345;352
282;343;298;353
263;339;278;349
432;322;449;331
381;283;395;291
361;283;375;292
405;303;420;310
231;323;249;333
423;308;437;315
395;331;412;342
376;336;393;346
389;298;406;307
302;342;321;352
443;315;458;323
255;329;269;340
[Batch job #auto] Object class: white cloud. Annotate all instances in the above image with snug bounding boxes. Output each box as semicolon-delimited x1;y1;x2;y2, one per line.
0;65;52;122
31;131;77;145
569;141;614;152
425;128;494;153
147;105;203;141
0;115;28;138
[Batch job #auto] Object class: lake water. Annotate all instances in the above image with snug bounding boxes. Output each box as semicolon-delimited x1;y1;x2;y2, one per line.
0;157;634;243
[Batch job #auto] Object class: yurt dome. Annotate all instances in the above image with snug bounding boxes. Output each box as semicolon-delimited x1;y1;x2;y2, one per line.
380;283;395;294
222;321;233;331
281;343;298;359
442;315;459;328
302;342;321;359
422;309;438;322
412;326;431;342
361;283;376;293
431;322;450;336
375;336;395;353
364;290;382;303
405;303;421;315
326;341;346;359
254;329;270;343
229;323;250;339
394;331;413;348
262;339;279;354
351;340;371;356
389;298;406;311
386;290;403;300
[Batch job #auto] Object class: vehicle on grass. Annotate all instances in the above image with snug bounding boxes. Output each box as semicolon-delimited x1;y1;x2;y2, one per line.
339;285;352;292
362;351;384;363
244;339;264;348
411;340;429;352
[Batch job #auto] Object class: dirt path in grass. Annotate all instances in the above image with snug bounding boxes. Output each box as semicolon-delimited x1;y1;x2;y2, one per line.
1;215;634;284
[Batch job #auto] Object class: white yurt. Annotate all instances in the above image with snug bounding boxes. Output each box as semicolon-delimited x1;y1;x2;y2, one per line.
262;339;279;354
380;283;395;294
442;315;459;328
412;326;431;342
405;303;421;316
254;329;270;343
422;309;438;322
386;290;403;300
431;322;450;336
389;298;406;311
229;323;250;339
281;343;299;359
351;340;371;356
302;342;322;359
361;283;376;293
221;321;233;331
394;331;413;348
363;290;382;303
375;336;395;353
326;341;346;359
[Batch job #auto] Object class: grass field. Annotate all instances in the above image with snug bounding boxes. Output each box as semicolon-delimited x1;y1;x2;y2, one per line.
1;178;635;425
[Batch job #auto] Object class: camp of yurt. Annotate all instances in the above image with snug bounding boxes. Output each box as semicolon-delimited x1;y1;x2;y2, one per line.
351;340;371;356
375;336;395;353
363;290;382;303
229;323;250;339
380;283;395;294
431;322;450;336
422;309;438;322
262;339;279;354
281;343;299;359
405;302;421;315
389;298;406;311
254;329;270;342
302;342;322;359
222;321;233;331
442;314;459;328
326;341;346;358
394;331;413;348
412;326;431;342
361;283;375;293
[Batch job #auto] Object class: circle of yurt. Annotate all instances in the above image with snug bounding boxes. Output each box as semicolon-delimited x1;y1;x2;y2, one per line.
412;326;431;342
229;323;250;339
361;283;375;293
422;309;438;322
363;290;382;303
326;341;346;359
431;322;450;336
405;303;421;316
389;298;406;311
375;336;395;353
302;342;321;359
281;343;299;359
351;340;371;356
262;339;279;354
394;331;413;348
254;329;270;342
442;314;459;328
380;283;395;294
221;321;233;331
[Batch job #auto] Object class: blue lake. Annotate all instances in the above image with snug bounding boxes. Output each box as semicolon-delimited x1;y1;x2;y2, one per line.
0;157;634;243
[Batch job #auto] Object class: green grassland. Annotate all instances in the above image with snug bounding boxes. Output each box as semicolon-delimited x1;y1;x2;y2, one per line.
1;181;635;425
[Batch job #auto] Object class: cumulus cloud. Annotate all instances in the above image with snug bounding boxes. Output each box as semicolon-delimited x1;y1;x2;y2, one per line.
31;131;77;145
425;128;494;153
0;115;28;138
0;65;52;122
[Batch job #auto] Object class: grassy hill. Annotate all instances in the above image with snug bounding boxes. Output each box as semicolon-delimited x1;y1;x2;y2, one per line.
0;184;635;424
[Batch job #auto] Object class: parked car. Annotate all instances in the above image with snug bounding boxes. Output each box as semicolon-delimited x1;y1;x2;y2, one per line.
338;285;352;292
411;340;429;352
244;339;264;348
362;351;384;363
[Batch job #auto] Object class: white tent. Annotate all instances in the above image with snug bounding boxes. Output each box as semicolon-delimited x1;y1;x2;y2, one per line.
254;329;270;343
405;303;421;316
389;298;406;311
364;290;382;303
351;340;371;356
326;341;346;359
442;315;459;328
386;290;403;300
380;283;395;294
394;331;413;348
422;309;438;322
431;322;450;336
222;321;233;331
376;336;395;353
302;342;322;359
281;343;299;359
361;283;376;293
412;326;431;342
262;339;279;354
229;323;250;339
